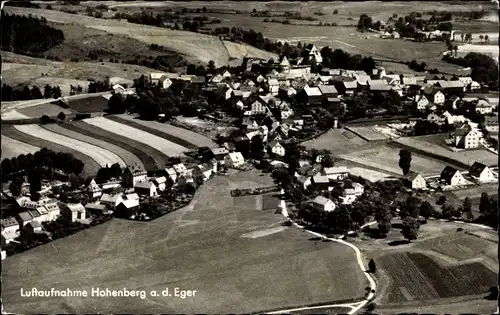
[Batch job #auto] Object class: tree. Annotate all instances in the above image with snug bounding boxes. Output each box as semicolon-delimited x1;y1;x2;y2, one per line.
461;197;473;220
57;111;66;121
108;94;127;114
479;192;490;214
357;14;373;31
60;191;69;203
333;9;338;14
321;154;334;167
376;206;392;236
484;34;489;44
368;259;376;273
419;201;433;219
461;33;464;43
31;86;43;99
479;35;484;43
250;135;264;160
9;181;21;197
398;149;412;175
208;60;216;72
400;195;419;219
40;115;51;124
401;217;419;241
441;203;455;219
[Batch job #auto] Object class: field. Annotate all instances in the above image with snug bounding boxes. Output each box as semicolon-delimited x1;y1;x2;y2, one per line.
339;145;456;177
416;234;497;262
13;124;126;168
83;117;189;157
2;170;367;314
392;136;498;168
16;103;73;118
1;135;40;160
1;125;100;175
5;6;276;67
43;124;144;169
63;121;167;171
302;128;370;155
66;95;110;113
109;115;216;149
345;126;389;141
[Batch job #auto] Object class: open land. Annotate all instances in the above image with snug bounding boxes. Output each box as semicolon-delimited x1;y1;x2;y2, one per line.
108;114;216;149
2;171;367;314
83;117;190;157
1;125;100;176
16;103;74;118
42;124;144;169
1;135;41;160
63;121;167;171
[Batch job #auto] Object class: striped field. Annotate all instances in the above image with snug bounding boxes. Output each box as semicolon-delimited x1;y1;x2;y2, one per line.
1;135;40;160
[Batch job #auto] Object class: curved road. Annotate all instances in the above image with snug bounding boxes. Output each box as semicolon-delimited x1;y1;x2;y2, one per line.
269;192;377;315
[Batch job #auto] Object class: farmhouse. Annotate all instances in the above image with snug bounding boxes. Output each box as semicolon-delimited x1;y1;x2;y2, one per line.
225;152;245;168
123;163;147;188
207;147;229;161
423;87;445;105
340;188;357;205
85;203;110;215
114;199;140;219
17;211;34;227
165;167;177;184
311;196;336;212
100;193;124;210
159;75;173;89
63;203;86;223
173;163;188;175
454;127;479;149
304;44;323;64
279;85;297;99
24;221;43;235
405;171;427;190
415;94;430;111
322;166;349;180
178;173;195;187
469;162;496;183
300;85;323;105
440;166;467;186
341;81;358;95
318;85;338;98
267;139;285;157
135;181;158;197
192;164;213;182
44;203;60;221
312;174;330;191
297;175;312;190
150;177;167;191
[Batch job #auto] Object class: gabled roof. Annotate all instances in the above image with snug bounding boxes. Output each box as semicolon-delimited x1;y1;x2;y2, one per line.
279;56;290;67
211;147;229;155
303;86;322;96
268;78;279;86
406;171;423;182
135;181;155;190
18;211;33;222
118;198;140;209
2;217;19;228
437;80;464;89
152;176;167;184
469;162;488;177
318;85;338;95
312;174;329;184
126;163;146;176
343;81;358;89
423;86;443;96
66;203;85;212
312;196;333;206
355;75;371;84
28;220;42;229
441;166;460;181
100;193;123;203
402;77;417;85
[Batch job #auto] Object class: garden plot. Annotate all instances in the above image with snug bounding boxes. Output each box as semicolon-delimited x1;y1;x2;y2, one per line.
84;117;189;157
1;136;40;160
378;252;496;304
43;124;143;169
14;124;126;168
339;146;445;176
113;114;216;148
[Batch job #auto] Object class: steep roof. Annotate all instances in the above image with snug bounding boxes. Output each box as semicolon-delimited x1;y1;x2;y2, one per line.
126;163;146;176
406;171;422;182
440;166;459;182
469;162;488;177
279;56;290;67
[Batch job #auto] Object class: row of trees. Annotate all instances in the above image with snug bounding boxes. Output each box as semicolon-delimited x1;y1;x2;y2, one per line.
1;12;65;55
1;84;62;101
1;148;84;180
442;52;498;87
320;47;376;73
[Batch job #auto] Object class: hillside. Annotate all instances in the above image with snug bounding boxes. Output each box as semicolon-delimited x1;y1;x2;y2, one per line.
4;6;277;66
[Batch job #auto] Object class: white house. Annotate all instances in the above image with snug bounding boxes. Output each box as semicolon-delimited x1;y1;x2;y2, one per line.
311;196;335;212
406;172;427;189
159;75;173;89
87;179;102;199
415;94;430;111
322;167;349;181
151;176;167;191
423;88;445;105
123;163;147;187
64;203;86;223
224;152;245;168
340;188;357;205
267;79;280;95
441;166;468;186
476;100;493;115
267;140;285;157
469;162;496;183
305;44;323;64
454;127;480;149
1;217;20;246
352;182;364;196
44;203;60;221
192;164;213;182
135;181;158;197
100;193;124;210
165;167;178;184
173;163;188;176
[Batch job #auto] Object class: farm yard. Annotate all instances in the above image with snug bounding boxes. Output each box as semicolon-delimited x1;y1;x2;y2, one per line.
83;117;190;157
391;136;498;169
339;145;449;177
63;121;168;171
42;124;144;169
1;135;40;160
2;171;367;314
13;124;127;168
109;114;216;149
1;125;101;176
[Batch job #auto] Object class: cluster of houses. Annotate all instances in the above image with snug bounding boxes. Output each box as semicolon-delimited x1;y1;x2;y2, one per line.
405;161;497;191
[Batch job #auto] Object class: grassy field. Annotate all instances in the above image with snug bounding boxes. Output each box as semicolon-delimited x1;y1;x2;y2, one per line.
392;136;498;168
109;115;215;150
83;117;190;157
345;126;389;141
43;124;144;169
1;135;40;160
1;125;100;176
302;128;370;155
63;121;166;171
5;7;276;67
2;170;367;314
66;95;110;113
14;124;126;168
340;145;455;177
16;103;73;118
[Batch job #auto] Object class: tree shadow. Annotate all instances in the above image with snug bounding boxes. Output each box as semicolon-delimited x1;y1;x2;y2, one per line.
388;240;410;246
485;286;498;300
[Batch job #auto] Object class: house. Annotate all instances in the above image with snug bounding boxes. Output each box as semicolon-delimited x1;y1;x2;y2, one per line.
178;173;195;187
207;147;229;161
278;85;297;99
192;164;213;182
34;206;50;223
150;72;166;85
382;75;401;86
1;217;20;246
311;196;336;212
485;116;499;132
297;175;312;190
173;163;188;175
340;188;357;205
165;167;178;184
17;211;34;227
123;163;147;187
435;80;465;93
24;221;43;234
445;95;462;110
415;94;430;111
85;203;110;215
318;85;338;98
159;75;173;89
440;166;467;186
427;113;444;124
476;100;493;114
100;193;124;210
266;78;280;95
300;85;323;105
312;174;330;191
454;127;480;149
250;99;268;115
115;198;140;219
423;87;445;105
87;179;102;199
63;203;86;222
135;181;158;197
267;139;286;157
44;203;60;221
151;176;167;191
352;182;364;196
405;171;427;189
224;152;245;168
304;44;323;63
341;81;358;95
279;56;291;73
322;167;349;180
469;162;496;183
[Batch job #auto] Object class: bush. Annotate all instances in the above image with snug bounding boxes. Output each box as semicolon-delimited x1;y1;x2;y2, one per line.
437;195;447;205
40;115;51;124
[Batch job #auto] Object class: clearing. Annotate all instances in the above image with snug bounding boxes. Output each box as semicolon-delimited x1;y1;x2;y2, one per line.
2;170;367;314
1;135;40;160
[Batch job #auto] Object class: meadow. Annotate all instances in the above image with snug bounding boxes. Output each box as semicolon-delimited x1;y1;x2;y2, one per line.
2;171;367;314
0;135;40;160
